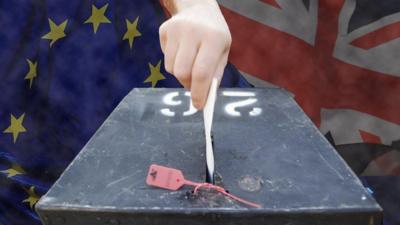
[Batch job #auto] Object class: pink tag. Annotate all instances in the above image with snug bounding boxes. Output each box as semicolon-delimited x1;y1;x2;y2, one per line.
146;164;185;191
146;164;262;208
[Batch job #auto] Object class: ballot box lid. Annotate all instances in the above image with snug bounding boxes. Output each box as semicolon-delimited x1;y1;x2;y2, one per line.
36;88;382;225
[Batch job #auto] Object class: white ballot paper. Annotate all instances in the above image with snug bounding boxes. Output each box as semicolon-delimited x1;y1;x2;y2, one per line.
203;78;218;184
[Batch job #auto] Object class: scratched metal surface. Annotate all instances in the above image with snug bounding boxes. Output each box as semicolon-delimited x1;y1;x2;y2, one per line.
36;88;382;225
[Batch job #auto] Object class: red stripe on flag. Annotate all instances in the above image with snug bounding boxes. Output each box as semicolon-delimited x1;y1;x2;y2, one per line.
359;130;382;144
221;1;400;126
259;0;281;9
351;21;400;49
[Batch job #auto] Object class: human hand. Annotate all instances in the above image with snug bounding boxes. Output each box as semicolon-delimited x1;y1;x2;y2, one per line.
159;0;231;109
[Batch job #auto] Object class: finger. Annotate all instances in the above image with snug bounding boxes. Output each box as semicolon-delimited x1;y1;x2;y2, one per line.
190;43;222;109
164;35;179;74
173;38;200;89
159;22;168;54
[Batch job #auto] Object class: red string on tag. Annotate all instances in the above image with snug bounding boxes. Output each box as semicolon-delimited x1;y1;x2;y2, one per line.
146;164;261;208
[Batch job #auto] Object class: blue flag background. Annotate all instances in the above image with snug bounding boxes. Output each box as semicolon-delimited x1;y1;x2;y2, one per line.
0;0;250;224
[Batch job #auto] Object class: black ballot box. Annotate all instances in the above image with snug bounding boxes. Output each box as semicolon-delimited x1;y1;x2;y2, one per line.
36;88;382;225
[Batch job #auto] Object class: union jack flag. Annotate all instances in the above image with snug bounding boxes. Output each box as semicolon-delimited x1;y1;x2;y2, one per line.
219;0;400;224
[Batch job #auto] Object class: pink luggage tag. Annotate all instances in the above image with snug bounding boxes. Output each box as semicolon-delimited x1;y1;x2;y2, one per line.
146;164;261;208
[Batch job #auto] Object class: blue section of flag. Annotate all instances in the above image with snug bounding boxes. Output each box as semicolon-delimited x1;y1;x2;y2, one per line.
361;177;400;225
0;1;251;224
349;0;400;32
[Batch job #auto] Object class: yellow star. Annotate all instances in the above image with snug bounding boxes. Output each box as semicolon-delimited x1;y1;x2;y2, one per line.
144;60;166;87
84;3;111;34
22;186;39;209
42;18;68;47
3;113;27;143
1;164;26;178
24;59;37;88
123;17;141;49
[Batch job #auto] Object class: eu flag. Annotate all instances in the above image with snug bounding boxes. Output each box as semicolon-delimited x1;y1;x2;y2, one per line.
0;1;250;224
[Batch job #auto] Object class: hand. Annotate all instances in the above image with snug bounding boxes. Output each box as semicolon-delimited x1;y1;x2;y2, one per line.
159;0;231;109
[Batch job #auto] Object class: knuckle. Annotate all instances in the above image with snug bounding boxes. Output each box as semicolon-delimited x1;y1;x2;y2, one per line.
159;23;168;36
207;29;232;50
174;69;190;82
193;63;210;81
193;68;208;82
169;20;189;33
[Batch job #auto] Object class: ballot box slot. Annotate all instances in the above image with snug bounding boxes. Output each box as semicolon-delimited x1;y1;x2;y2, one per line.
206;133;216;184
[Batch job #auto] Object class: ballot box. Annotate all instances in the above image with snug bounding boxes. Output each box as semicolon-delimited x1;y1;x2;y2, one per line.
36;88;382;225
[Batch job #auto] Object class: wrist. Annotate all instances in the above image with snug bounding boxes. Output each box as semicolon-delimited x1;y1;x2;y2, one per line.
161;0;218;15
